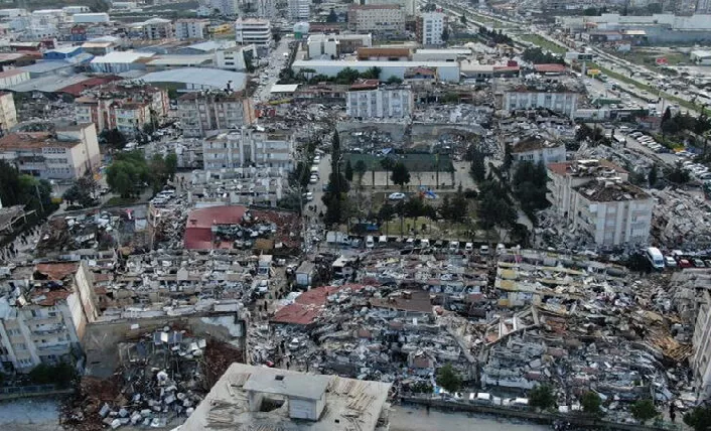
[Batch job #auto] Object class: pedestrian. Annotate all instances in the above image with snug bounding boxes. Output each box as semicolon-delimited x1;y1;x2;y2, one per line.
426;403;430;415
669;404;676;423
286;361;290;370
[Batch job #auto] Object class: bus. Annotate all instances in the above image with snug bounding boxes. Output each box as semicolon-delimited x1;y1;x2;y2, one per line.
646;247;665;270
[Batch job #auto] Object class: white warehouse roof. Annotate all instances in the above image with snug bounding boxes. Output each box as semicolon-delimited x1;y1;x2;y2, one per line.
140;67;247;90
91;50;154;64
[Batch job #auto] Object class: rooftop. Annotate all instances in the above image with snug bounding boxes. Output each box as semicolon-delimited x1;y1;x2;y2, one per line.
0;132;81;150
533;63;567;74
0;69;28;80
573;178;650;202
180;363;392;431
342;153;454;173
90;50;155;64
511;136;563;153
141;67;246;90
548;159;628;177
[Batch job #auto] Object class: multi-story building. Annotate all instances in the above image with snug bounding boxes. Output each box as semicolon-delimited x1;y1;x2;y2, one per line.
0;123;101;180
74;83;169;135
211;0;239;15
203;128;294;170
510;136;566;165
306;33;372;59
547;159;652;246
0;92;17;133
417;12;446;45
257;0;276;19
177;91;256;138
346;79;413;119
347;5;405;34
235;18;272;49
364;0;415;15
175;19;209;39
692;288;711;401
288;0;310;21
0;262;98;372
498;77;582;118
215;45;257;71
141;17;174;40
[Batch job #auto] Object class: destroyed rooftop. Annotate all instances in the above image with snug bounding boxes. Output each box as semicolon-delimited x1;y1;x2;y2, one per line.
180;363;392;431
0;132;82;149
497;76;585;93
574;179;650;202
548;159;628;177
510;136;563;153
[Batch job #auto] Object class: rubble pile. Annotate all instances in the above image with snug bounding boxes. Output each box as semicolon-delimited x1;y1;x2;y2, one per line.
651;187;711;248
65;329;243;431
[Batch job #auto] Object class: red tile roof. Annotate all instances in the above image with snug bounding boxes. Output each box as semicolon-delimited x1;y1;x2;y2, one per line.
184;206;248;249
0;69;27;79
533;63;566;73
272;284;366;325
35;262;79;280
58;75;121;96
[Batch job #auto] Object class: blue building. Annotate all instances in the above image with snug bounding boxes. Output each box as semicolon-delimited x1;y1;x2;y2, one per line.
43;46;84;60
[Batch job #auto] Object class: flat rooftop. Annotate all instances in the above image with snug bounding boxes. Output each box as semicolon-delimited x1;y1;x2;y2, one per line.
180;363;392;431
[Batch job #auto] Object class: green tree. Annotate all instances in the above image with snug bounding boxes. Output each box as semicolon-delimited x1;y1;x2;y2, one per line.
165;152;178;181
378;202;395;235
502;143;513;172
345;160;354;182
648;163;658;187
529;384;556;412
106;151;150;198
469;148;486;183
631;399;658;424
575;123;593;142
477;180;516;232
666;163;690;185
661;106;672;124
435;364;462;394
100;128;127;151
326;8;338;22
354;160;368;189
512;161;549;215
63;176;97;207
380;158;396;187
391;162;411;190
362;66;382;80
441;28;449;43
460;15;467;24
684;404;711;431
581;391;602;416
386;76;403;84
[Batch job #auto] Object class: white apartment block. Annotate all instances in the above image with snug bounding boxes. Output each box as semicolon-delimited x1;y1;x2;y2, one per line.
346;81;413;119
0;92;18;133
235;19;272;48
175;19;209;39
141;18;174;40
420;12;446;45
215;45;257;71
693;289;711;401
0;123;101;180
510;136;566;165
211;0;239;15
203;128;294;170
257;0;276;18
0;262;97;371
547;160;652;246
364;0;415;15
347;5;405;33
288;0;310;21
503;90;578;118
177;91;256;138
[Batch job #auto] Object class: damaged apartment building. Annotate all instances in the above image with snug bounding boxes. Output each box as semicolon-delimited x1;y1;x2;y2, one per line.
495;76;585;119
0;262;97;371
546;159;653;247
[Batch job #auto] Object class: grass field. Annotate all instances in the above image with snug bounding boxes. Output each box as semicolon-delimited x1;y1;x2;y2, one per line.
518;34;567;54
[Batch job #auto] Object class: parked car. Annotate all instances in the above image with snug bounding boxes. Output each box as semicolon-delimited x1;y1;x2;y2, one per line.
693;258;706;268
678;258;693;268
388;192;406;200
665;256;677;268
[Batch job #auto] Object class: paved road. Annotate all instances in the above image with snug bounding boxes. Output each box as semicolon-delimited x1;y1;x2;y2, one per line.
253;37;292;104
390;405;548;431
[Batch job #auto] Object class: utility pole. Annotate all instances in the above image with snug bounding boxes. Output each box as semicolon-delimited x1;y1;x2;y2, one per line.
34;183;44;214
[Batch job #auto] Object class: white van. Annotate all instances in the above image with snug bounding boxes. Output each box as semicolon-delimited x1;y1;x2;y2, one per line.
464;242;473;252
420;239;430;248
449;241;459;252
365;235;374;248
646;247;665;270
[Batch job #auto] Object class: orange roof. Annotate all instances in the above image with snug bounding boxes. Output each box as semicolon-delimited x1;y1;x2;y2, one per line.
0;69;27;79
35;262;79;280
533;63;566;73
349;79;379;90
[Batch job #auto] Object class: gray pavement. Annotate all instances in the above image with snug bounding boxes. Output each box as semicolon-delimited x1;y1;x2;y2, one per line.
390;405;548;431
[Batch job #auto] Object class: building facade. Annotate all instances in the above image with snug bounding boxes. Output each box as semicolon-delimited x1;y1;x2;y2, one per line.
288;0;310;21
0;92;17;133
346;80;413;119
0;123;101;180
177;91;256;138
503;90;578;118
547;160;652;246
0;262;97;372
203;128;294;170
74;83;169;135
141;18;174;40
211;0;239;15
175;19;209;39
510;136;566;165
347;5;405;33
235;18;272;48
418;12;446;45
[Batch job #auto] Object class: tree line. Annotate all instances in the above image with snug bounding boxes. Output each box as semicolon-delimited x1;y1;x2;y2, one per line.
106;151;177;199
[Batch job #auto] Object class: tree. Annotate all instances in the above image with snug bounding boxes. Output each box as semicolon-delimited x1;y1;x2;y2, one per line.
460;15;467;24
391;162;411;190
326;8;338;22
648;163;658;187
354;160;368;188
631;399;658;424
345;160;354;182
469;148;486;183
100;128;127;151
684;404;711;431
576;123;593;142
380;158;396;187
441;28;449;43
165;152;178;181
435;364;462;394
661;106;672;125
386;76;403;84
529;384;556;412
378;202;395;234
106;151;150;198
581;391;602;416
63;175;97;207
422;2;436;12
512;161;549;215
666;163;690;185
362;66;382;80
